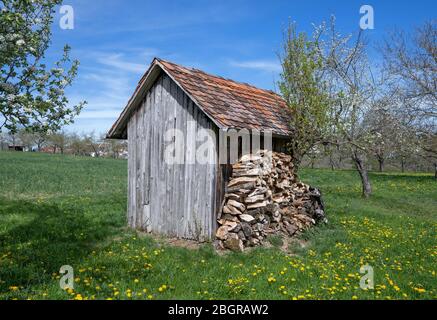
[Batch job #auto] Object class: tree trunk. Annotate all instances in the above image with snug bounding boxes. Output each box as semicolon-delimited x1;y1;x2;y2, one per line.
434;163;437;180
92;146;99;158
401;158;405;173
378;158;384;172
329;154;335;171
352;152;372;198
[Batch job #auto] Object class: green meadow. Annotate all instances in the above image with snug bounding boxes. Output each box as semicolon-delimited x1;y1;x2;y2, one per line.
0;151;435;300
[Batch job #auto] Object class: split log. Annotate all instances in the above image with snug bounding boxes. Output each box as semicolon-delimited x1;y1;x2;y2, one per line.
217;150;327;251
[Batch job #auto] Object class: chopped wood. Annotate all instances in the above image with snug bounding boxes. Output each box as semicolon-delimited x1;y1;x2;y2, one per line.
240;214;255;223
247;201;269;210
227;199;246;212
216;150;327;251
245;194;266;204
216;226;229;240
228;176;258;188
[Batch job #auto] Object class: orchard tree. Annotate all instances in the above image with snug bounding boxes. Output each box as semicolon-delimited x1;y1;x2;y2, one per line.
0;0;85;134
383;21;436;121
47;130;68;154
108;139;127;159
279;18;378;197
16;127;33;149
278;22;334;169
32;130;47;151
313;17;380;198
392;125;420;173
69;132;87;156
364;98;414;172
322;140;348;171
82;132;101;157
418;131;437;180
383;21;437;179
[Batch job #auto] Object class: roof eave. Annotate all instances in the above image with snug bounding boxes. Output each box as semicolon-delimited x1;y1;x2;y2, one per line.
107;58;292;140
106;59;162;139
107;58;227;139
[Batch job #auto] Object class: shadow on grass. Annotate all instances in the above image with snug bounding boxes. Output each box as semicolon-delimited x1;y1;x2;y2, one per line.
0;197;115;292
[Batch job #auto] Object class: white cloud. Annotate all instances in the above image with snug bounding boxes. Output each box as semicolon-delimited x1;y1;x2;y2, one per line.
66;49;162;134
65;53;145;134
229;59;281;73
96;53;147;73
81;72;131;94
76;109;121;119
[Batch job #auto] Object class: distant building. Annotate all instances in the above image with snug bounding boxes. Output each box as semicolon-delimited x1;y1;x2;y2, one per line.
8;145;25;152
40;146;56;154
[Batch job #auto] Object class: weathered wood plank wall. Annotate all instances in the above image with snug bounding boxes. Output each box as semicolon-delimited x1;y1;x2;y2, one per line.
127;73;218;240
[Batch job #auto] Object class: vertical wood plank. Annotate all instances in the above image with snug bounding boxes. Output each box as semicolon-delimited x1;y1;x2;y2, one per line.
143;91;152;232
128;111;137;229
127;73;219;240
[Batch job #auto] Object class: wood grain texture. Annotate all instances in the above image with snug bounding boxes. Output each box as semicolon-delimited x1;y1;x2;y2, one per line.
127;74;218;240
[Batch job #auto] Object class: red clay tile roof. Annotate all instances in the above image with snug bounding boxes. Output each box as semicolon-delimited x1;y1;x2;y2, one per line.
108;58;291;139
159;59;291;136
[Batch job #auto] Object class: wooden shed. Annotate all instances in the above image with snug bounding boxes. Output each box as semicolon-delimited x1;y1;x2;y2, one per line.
107;58;291;240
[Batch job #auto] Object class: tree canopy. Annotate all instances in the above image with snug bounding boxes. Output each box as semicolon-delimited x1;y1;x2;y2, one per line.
0;0;84;134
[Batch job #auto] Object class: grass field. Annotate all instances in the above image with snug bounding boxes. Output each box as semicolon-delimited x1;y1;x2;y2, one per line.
0;151;435;300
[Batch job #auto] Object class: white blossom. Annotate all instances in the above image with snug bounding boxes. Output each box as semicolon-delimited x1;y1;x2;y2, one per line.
52;68;64;76
0;82;15;93
7;94;16;102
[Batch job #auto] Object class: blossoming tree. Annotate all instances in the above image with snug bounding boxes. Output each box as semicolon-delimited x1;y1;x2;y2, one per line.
0;0;85;134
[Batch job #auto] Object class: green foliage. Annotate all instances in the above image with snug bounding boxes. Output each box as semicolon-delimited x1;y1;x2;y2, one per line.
0;152;435;300
278;23;333;168
0;0;85;134
267;235;283;248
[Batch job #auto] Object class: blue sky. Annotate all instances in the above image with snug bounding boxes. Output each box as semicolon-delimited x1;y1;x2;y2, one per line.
47;0;436;135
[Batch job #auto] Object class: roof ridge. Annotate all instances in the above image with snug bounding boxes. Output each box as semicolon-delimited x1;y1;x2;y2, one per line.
107;57;291;139
156;57;280;96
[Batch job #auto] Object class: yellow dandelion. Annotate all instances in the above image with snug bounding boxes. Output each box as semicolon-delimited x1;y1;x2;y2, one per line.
267;277;276;283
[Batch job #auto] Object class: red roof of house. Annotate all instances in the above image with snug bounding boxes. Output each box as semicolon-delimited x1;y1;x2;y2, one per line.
107;58;291;139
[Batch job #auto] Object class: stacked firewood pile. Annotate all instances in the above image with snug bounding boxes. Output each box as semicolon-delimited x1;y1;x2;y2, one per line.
216;150;327;251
